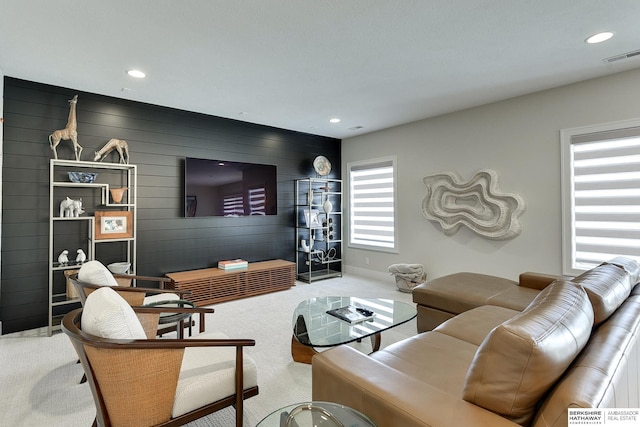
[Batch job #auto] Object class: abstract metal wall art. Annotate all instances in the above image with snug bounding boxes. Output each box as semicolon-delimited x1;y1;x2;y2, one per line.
421;169;525;240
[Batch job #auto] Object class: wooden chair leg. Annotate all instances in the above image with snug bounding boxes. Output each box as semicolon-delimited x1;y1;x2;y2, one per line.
77;359;87;383
177;320;184;339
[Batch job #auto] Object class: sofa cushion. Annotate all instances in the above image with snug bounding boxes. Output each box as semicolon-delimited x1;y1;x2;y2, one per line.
571;263;632;326
371;331;479;397
462;280;594;426
485;286;540;311
78;260;119;287
81;287;147;339
412;272;519;314
434;305;520;346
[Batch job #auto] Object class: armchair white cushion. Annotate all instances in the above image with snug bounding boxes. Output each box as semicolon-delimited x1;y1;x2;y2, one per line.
81;287;147;340
78;260;180;304
78;260;119;287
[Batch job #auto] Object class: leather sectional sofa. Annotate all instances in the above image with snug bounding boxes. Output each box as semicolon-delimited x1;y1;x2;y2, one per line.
312;258;640;427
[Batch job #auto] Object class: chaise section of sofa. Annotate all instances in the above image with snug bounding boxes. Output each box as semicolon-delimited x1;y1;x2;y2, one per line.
412;271;560;332
312;258;640;427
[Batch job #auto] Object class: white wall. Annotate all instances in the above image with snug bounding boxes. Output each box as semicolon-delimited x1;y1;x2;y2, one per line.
342;68;640;281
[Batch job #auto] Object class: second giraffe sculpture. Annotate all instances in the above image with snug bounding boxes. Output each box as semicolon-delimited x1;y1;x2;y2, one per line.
49;95;83;161
93;138;129;164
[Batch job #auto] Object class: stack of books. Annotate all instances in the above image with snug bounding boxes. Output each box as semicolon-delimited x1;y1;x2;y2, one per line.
218;259;249;270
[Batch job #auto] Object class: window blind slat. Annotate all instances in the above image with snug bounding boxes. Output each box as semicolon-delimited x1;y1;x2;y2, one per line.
575;149;640;163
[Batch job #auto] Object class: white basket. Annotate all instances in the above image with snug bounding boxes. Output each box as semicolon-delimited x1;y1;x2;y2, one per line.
394;276;425;292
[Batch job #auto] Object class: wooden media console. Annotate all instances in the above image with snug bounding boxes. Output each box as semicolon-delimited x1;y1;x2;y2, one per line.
165;259;296;306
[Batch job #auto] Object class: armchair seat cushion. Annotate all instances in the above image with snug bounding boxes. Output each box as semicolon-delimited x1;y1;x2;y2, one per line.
172;332;258;417
143;293;181;305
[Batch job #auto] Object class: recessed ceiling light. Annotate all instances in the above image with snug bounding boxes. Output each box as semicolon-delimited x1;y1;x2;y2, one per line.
329;118;341;123
126;69;146;78
586;32;614;44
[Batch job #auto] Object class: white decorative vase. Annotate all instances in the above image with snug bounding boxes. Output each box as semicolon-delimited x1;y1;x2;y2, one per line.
301;237;314;253
323;197;333;214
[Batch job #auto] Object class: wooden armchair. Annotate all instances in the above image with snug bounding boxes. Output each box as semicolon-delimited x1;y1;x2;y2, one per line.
62;287;259;427
70;261;211;337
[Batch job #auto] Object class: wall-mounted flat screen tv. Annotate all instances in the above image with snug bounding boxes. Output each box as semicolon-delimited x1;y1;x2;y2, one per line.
184;157;277;217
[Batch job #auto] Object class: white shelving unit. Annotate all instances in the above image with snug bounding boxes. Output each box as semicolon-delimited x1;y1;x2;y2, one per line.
48;159;137;335
295;178;342;283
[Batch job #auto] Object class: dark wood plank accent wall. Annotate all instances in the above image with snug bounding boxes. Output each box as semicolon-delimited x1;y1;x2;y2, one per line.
1;77;341;334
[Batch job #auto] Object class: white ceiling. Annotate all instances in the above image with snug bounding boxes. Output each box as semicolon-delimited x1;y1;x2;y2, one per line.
1;1;639;139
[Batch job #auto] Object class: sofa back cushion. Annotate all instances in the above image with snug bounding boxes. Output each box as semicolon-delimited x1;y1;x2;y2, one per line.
607;256;640;284
571;263;632;326
462;280;594;425
532;292;640;427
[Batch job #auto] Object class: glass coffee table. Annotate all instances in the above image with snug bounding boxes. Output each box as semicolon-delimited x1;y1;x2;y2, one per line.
291;296;417;364
256;401;376;427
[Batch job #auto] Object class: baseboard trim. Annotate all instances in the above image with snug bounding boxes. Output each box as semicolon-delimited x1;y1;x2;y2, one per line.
343;265;391;283
1;326;49;338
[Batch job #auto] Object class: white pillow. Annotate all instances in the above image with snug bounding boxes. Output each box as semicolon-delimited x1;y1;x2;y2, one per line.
78;260;119;287
81;287;146;339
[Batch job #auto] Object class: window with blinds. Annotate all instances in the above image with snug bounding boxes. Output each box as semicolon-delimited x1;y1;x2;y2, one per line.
561;120;640;275
348;156;398;252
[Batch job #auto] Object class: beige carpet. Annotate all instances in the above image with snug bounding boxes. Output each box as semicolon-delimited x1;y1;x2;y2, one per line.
0;273;416;426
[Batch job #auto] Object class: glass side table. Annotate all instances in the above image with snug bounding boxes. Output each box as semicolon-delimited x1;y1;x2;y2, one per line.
256;401;376;427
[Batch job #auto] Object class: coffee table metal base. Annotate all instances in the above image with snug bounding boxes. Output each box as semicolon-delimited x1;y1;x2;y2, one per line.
291;333;381;364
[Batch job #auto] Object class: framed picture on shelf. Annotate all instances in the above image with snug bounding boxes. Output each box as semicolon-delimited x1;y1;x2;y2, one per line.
303;209;321;228
95;211;133;240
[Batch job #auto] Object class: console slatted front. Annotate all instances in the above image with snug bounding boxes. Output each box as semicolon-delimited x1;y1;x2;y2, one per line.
165;260;295;306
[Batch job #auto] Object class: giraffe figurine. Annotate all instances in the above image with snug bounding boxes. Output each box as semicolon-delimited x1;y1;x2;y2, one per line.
93;138;129;164
49;95;83;161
